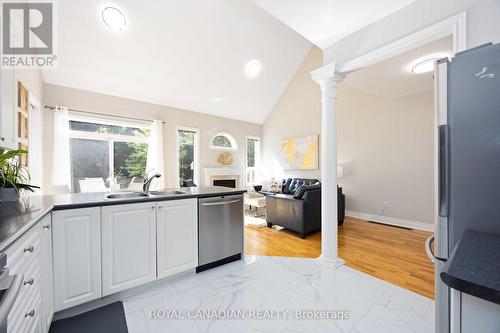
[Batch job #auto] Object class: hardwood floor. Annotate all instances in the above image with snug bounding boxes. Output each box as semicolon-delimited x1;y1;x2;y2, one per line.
244;216;435;299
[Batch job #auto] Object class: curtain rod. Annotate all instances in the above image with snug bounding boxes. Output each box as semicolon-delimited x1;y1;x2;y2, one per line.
44;105;166;125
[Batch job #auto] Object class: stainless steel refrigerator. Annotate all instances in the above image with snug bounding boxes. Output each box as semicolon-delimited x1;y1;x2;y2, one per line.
428;43;500;333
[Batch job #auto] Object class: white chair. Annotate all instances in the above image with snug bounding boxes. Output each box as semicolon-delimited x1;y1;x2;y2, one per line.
79;178;108;193
127;177;144;191
44;185;71;195
244;186;266;217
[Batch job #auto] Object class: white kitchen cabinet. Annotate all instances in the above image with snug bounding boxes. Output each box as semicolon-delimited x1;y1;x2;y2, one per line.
101;202;157;296
38;214;53;332
0;68;18;150
52;207;101;311
157;199;198;278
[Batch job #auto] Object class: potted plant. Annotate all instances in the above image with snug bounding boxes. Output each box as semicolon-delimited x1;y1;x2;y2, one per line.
0;148;39;202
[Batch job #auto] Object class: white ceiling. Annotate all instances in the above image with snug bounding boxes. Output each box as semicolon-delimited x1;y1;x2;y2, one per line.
343;36;453;99
42;0;312;124
254;0;415;49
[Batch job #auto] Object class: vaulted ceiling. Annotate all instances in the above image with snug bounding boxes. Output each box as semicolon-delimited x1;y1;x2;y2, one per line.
254;0;415;49
43;0;418;124
42;0;312;124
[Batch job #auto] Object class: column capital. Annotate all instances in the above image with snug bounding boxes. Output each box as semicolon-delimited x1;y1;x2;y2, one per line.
311;62;345;85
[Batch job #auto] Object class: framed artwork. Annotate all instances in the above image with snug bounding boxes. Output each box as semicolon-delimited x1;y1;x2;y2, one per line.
17;82;29;167
279;135;319;170
18;112;28;139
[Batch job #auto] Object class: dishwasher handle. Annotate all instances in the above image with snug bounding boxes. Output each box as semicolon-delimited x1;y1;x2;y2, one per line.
200;199;241;206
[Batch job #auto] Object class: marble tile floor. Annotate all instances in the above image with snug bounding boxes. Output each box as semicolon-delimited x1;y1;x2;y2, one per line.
124;256;434;333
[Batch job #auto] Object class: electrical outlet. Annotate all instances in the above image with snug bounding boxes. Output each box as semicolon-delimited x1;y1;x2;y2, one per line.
384;201;390;208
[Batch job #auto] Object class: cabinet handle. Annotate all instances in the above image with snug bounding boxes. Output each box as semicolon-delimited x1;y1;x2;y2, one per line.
23;245;34;253
24;278;34;286
0;136;5;142
152;206;155;209
43;224;50;230
25;309;35;318
158;205;162;209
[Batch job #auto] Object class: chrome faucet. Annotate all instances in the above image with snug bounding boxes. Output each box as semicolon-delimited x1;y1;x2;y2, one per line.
143;173;161;193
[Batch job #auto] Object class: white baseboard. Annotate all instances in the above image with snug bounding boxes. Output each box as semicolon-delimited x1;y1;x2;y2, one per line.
345;210;434;232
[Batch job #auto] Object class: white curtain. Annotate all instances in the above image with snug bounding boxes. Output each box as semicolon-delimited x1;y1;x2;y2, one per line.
52;106;71;191
146;120;165;190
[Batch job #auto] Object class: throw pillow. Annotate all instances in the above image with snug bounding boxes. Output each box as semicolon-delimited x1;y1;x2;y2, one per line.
269;181;283;193
293;184;321;199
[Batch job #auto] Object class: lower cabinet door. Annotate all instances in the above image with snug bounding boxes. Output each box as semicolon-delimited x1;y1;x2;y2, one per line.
102;202;157;296
157;198;198;278
52;207;101;312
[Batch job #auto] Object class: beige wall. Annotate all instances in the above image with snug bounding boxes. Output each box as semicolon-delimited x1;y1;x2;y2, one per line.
261;47;322;181
43;84;261;189
261;48;435;225
337;86;435;224
16;69;44;101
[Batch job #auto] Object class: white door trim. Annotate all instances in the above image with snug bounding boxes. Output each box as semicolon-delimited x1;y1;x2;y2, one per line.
338;11;467;73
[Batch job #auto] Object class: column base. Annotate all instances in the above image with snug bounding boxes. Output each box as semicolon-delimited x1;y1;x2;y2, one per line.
316;256;345;270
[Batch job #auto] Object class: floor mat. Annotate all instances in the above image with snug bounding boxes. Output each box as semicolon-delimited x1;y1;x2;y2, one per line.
49;301;128;333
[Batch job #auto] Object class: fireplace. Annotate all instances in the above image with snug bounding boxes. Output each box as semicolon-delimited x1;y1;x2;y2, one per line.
213;179;236;188
203;168;244;189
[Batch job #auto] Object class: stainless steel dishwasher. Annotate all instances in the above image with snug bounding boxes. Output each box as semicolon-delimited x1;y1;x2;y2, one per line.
197;194;244;272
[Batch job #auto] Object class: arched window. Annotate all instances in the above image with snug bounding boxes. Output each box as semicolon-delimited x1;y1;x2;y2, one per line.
210;132;238;150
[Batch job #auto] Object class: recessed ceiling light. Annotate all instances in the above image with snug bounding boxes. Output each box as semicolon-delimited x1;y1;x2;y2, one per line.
102;7;126;32
409;54;448;74
245;60;262;79
210;97;224;102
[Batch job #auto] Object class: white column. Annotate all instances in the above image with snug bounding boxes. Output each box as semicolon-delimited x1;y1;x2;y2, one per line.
311;63;345;269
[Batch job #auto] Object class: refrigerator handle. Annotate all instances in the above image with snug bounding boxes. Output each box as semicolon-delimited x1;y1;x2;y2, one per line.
438;125;449;217
425;235;437;263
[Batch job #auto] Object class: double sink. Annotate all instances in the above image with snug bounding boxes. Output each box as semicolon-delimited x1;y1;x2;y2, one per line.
106;190;187;199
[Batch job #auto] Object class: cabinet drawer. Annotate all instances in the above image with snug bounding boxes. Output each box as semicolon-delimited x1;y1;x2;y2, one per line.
5;223;43;333
8;237;41;276
6;227;40;269
8;276;42;333
9;253;42;318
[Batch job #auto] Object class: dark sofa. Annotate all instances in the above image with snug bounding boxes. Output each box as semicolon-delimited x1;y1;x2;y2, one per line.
264;178;345;239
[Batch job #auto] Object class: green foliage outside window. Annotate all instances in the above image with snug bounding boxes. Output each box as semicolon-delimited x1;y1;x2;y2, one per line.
247;139;256;167
179;130;195;185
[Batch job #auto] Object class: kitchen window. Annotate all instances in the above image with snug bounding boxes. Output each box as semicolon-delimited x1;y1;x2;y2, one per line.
246;136;261;185
176;127;199;186
69;117;150;192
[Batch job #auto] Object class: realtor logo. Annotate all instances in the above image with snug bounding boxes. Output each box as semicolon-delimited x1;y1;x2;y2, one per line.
1;1;57;68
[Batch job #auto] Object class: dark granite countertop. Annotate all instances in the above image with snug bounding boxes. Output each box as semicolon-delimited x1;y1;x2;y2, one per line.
441;230;500;305
0;186;246;251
